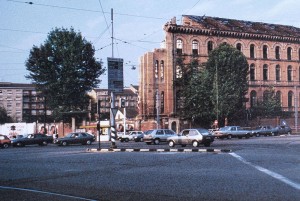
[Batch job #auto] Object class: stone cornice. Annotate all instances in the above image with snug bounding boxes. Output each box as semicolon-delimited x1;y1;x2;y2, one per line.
164;24;300;43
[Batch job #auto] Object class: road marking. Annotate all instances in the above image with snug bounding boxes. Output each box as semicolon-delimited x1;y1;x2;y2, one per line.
0;185;97;201
229;153;300;190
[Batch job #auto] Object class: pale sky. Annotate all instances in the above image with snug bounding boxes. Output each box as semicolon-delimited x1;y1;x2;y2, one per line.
1;0;300;88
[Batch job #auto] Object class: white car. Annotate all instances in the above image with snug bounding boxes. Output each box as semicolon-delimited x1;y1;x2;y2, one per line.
120;131;144;142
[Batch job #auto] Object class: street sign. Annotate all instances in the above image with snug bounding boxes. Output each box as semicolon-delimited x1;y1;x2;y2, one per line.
107;57;123;93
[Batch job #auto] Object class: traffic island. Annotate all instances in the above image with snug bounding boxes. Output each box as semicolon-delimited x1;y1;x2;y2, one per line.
86;148;232;153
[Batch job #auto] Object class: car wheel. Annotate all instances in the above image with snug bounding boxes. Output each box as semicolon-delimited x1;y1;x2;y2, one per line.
86;140;92;145
245;134;250;139
42;141;48;146
168;140;175;147
62;141;68;146
3;143;9;148
271;132;275;136
140;138;143;142
204;142;211;147
256;133;260;137
146;142;152;145
227;135;232;139
154;139;160;145
125;138;129;142
192;141;199;147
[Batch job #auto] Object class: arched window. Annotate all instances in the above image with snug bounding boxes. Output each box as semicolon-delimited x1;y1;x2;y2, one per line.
275;46;280;60
287;65;293;81
250;44;255;59
236;43;242;51
161;91;164;113
263;64;268;81
287;47;292;60
207;41;213;54
263;45;268;59
276;65;281;81
250;91;257;107
250;64;255;81
276;91;282;106
192;40;199;55
154;60;159;79
288;91;294;109
176;39;183;55
160;60;164;81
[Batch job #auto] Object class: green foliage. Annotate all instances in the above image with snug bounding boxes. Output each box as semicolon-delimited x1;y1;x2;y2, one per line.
0;106;13;124
26;27;105;120
178;43;249;127
251;86;282;118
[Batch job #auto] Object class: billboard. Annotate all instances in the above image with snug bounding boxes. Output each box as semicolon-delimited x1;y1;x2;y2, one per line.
107;57;124;93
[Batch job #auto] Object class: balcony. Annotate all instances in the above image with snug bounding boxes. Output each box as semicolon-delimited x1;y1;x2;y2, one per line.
249;80;300;87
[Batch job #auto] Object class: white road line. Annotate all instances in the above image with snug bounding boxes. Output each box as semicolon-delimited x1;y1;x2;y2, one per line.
0;185;97;201
229;152;300;190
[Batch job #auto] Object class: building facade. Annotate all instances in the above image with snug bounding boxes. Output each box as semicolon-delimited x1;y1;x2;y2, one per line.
139;15;300;132
0;82;51;123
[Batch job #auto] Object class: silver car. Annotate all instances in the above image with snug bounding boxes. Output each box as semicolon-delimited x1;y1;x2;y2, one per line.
143;129;176;145
167;128;214;147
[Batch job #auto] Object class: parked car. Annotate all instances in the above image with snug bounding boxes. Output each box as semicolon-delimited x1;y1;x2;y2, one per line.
55;132;95;146
0;134;11;148
251;125;278;137
213;126;251;139
120;131;144;142
275;125;292;135
167;128;214;147
11;133;53;147
143;129;176;145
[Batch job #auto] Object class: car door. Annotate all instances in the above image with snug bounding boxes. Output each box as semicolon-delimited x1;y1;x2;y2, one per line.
179;130;189;144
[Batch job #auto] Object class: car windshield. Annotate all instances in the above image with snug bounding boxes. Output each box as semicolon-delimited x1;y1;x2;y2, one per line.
145;130;153;134
66;133;74;137
219;127;230;131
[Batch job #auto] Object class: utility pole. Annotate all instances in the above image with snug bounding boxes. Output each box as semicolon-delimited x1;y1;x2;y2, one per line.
156;89;160;129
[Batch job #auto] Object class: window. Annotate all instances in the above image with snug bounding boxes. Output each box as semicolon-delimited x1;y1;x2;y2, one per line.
176;65;182;78
287;65;293;81
263;45;268;59
154;60;158;79
276;65;281;81
250;44;255;59
298;48;300;61
160;60;164;81
207;41;213;54
275;46;280;60
276;91;282;106
176;39;183;55
288;91;293;108
263;64;268;81
250;91;257;107
161;91;164;113
250;64;255;81
236;43;242;51
192;40;199;55
287;47;292;60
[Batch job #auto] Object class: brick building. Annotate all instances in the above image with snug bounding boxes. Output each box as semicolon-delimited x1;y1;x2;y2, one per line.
139;15;300;132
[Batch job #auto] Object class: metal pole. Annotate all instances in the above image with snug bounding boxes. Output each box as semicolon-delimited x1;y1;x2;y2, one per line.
110;91;117;148
111;8;114;58
123;107;126;136
295;86;298;134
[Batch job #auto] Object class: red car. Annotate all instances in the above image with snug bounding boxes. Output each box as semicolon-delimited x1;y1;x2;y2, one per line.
0;134;11;148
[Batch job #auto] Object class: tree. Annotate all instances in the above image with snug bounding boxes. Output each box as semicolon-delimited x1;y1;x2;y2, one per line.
251;86;282;118
178;43;249;127
0;106;13;124
206;43;249;125
26;27;105;120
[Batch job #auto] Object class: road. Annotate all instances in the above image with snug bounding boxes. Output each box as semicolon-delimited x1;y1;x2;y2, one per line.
0;135;299;201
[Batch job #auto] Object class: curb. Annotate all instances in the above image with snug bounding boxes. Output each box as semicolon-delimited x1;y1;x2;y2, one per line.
86;148;231;153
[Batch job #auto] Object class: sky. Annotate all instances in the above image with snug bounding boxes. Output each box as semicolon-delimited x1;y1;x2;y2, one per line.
2;0;300;88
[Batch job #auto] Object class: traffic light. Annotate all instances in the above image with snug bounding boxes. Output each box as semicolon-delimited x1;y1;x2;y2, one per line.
119;98;126;108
